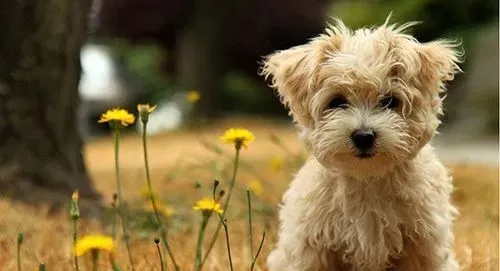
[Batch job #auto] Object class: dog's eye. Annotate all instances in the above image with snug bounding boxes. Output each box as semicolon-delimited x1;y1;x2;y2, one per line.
328;96;349;110
380;96;400;109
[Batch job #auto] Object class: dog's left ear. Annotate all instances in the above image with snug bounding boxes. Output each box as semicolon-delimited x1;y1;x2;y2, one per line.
260;44;322;126
418;40;463;91
415;41;462;146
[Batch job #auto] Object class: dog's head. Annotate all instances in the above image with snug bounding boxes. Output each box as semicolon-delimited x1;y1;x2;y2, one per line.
261;18;462;177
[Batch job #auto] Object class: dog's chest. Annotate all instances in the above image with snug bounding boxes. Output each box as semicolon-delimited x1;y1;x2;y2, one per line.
300;177;419;266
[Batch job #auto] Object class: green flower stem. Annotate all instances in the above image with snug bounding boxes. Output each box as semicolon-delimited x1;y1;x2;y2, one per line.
246;191;254;269
113;128;135;271
200;147;241;268
72;218;80;271
91;250;99;271
110;256;123;271
17;232;23;271
194;214;210;271
199;138;270;187
251;231;266;271
111;196;118;240
141;122;179;271
222;147;240;214
217;214;233;271
155;239;165;271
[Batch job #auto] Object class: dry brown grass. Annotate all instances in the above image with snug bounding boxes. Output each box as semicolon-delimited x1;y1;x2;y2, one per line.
1;118;498;271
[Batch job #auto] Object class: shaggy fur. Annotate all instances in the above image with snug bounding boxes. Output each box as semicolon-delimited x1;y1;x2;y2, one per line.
261;17;462;271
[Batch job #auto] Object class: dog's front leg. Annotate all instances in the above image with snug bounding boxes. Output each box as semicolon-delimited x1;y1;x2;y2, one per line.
392;236;460;271
267;238;332;271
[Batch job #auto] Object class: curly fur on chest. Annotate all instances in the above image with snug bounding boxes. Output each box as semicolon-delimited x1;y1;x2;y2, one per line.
278;150;455;270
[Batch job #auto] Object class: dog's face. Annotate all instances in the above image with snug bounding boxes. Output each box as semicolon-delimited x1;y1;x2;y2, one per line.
261;20;461;177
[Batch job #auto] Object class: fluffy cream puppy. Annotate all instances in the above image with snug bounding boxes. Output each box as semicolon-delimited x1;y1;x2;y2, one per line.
261;18;462;271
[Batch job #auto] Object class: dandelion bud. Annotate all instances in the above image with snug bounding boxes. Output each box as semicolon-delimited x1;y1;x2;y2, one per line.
70;190;80;219
38;263;46;271
137;104;157;123
154;237;160;244
72;190;79;201
17;232;24;245
213;180;220;189
219;190;226;198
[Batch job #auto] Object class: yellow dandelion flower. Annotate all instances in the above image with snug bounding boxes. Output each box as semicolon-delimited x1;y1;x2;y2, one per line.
269;156;284;172
139;185;158;199
219;128;255;149
75;234;115;257
186;90;201;103
193;198;223;214
98;108;135;127
146;201;175;218
247;179;264;196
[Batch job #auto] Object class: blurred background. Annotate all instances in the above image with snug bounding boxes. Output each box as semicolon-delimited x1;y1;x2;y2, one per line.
78;0;499;142
0;0;498;270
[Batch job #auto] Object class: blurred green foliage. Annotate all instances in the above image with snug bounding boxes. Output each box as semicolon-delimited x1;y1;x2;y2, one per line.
107;38;180;102
331;0;498;59
221;71;285;116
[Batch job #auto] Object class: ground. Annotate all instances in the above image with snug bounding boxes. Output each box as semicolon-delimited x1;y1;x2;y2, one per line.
0;118;498;271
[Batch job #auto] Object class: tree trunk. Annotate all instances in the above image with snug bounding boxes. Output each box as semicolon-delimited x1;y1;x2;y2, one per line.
0;0;100;203
176;0;228;119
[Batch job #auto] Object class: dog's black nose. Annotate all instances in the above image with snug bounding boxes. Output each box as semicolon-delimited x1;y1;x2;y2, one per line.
351;129;375;150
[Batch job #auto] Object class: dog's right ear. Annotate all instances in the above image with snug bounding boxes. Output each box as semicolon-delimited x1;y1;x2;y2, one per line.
260;44;319;126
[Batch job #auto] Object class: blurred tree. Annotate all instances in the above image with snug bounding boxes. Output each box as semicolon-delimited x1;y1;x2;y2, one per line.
176;0;226;118
97;0;330;118
0;1;99;202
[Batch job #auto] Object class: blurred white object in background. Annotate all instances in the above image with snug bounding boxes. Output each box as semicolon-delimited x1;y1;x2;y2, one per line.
136;92;191;135
78;43;142;140
136;100;183;135
80;44;122;101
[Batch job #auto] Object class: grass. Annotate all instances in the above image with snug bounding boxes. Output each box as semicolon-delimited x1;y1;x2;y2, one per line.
0;117;497;270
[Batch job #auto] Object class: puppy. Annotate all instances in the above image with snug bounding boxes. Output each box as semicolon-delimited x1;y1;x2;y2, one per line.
261;18;462;271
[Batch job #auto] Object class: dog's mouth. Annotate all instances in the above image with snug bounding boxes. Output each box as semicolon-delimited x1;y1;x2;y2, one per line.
355;152;375;159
